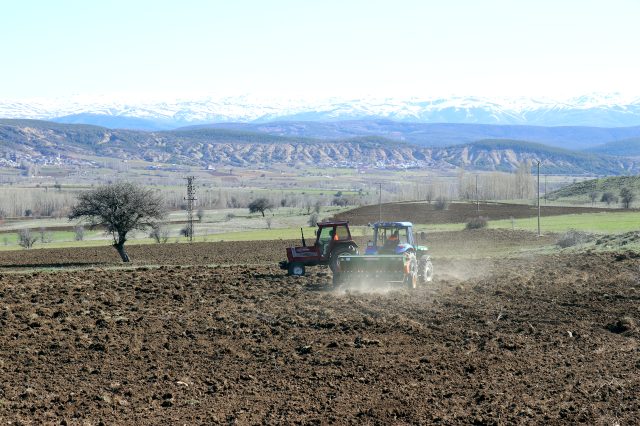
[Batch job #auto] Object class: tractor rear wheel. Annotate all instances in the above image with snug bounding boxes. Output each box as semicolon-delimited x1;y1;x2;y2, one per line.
329;244;357;273
288;263;305;276
418;256;434;285
404;253;418;290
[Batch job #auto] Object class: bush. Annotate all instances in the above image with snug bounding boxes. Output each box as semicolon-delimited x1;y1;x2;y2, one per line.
434;197;449;211
557;229;593;248
466;216;488;230
149;224;170;243
74;225;85;241
18;229;37;249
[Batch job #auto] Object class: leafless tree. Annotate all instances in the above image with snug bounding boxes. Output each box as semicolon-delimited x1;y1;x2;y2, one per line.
150;223;170;243
620;187;634;209
74;225;85;241
18;229;37;249
196;207;205;222
69;182;165;262
308;213;319;227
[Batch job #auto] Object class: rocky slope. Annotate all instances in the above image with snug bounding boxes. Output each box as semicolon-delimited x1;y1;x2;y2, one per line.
1;120;637;175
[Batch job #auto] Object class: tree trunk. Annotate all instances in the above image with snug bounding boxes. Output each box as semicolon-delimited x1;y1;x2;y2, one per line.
114;242;130;262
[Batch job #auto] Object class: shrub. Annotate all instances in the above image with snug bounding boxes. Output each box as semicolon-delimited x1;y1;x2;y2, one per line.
74;225;85;241
557;229;593;248
149;224;170;243
466;216;488;230
434;196;449;211
18;229;37;249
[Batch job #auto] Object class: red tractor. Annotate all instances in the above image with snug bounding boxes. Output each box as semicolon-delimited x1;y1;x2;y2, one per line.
280;221;358;276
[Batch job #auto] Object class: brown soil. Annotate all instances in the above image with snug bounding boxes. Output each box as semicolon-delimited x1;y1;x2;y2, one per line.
1;232;639;424
333;201;628;225
0;229;554;269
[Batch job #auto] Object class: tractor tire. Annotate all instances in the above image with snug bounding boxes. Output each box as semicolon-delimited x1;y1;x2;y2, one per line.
329;244;357;273
288;263;305;276
404;253;418;290
418;256;434;285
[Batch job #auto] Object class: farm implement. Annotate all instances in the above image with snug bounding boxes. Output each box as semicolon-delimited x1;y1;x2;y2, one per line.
332;222;433;289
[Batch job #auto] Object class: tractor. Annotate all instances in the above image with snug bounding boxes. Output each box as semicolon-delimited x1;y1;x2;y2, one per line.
332;221;433;289
279;221;358;276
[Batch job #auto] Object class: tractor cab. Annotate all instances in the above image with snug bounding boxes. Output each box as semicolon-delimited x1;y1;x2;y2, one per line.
366;222;415;255
315;221;351;258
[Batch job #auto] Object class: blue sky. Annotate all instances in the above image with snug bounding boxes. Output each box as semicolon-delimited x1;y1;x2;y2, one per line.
2;0;639;100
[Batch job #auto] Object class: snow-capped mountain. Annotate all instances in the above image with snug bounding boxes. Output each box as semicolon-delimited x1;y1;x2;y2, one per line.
2;94;640;130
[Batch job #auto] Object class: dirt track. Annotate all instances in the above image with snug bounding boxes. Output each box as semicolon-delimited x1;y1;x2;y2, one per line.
1;233;639;424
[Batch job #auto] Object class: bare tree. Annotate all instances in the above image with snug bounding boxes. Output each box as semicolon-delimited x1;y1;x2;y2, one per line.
69;182;165;262
18;229;37;249
265;217;272;229
588;191;598;205
196;207;205;222
308;213;319;227
248;198;273;217
601;192;618;206
150;223;170;243
620;187;634;209
74;225;85;241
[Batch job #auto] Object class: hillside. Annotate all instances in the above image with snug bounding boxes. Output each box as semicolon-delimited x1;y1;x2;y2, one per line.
586;137;640;157
1;119;639;174
548;176;640;200
179;120;640;150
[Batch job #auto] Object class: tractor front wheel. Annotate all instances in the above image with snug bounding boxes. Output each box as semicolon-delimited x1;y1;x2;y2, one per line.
288;263;305;276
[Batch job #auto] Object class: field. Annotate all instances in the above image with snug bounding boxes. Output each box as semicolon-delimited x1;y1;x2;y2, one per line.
1;223;639;424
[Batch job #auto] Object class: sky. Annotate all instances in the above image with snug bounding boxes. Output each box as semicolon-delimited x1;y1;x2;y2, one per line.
2;0;640;101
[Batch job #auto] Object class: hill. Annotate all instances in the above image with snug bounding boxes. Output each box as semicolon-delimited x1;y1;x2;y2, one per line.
1;119;639;174
547;176;640;200
178;120;640;150
585;138;640;157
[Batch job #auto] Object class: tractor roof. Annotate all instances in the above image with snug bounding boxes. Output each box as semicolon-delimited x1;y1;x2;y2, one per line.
317;220;349;226
373;221;413;228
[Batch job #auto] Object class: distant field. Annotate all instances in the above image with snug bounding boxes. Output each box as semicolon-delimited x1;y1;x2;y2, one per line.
332;200;627;226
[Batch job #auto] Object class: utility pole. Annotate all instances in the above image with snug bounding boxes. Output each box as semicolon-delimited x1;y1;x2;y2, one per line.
376;182;382;223
544;174;547;205
476;174;479;213
536;161;541;237
184;176;197;242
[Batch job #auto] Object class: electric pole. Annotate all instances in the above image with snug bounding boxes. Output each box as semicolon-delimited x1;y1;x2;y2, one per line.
184;176;197;242
536;161;541;237
376;182;382;223
476;174;479;213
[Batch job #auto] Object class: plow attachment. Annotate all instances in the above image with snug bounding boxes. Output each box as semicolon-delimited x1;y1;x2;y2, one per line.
333;253;418;289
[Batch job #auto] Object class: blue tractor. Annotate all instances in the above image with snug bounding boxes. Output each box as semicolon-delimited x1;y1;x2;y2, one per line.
333;221;434;289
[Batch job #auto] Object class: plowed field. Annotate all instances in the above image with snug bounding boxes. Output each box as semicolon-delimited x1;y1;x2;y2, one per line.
333;201;625;225
1;231;639;424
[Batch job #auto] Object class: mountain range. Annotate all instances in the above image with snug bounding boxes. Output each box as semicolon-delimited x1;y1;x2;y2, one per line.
2;119;640;176
3;94;640;130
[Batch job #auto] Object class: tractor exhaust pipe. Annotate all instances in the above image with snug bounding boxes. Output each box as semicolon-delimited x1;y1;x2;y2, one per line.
301;227;306;247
